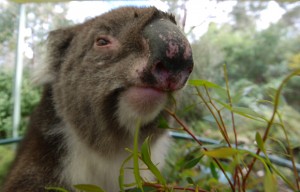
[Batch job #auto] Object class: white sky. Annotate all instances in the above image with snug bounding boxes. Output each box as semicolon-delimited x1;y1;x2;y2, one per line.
66;0;286;37
24;0;286;59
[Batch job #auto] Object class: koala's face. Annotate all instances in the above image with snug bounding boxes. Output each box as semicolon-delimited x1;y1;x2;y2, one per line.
41;7;193;148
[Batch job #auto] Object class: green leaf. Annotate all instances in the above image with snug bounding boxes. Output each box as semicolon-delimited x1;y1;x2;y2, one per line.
210;162;219;179
182;104;197;114
257;99;274;106
232;107;265;119
270;136;288;153
183;156;203;169
203;147;238;158
74;184;104;192
264;171;278;192
231;92;243;104
45;187;69;192
213;99;231;109
255;132;265;154
267;87;286;106
141;137;166;185
214;100;268;122
214;86;228;100
256;132;272;165
186;177;195;185
188;79;223;89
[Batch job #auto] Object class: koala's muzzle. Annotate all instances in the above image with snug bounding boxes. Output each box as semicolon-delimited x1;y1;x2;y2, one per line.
143;19;194;91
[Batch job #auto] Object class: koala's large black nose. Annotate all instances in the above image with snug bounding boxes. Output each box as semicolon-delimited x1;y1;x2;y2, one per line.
143;19;194;91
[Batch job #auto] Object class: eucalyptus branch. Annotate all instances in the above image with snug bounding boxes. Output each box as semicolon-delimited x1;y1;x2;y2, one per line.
223;64;242;190
165;108;235;191
223;64;238;148
195;87;231;146
203;86;231;146
243;69;300;189
165;108;203;147
277;112;299;190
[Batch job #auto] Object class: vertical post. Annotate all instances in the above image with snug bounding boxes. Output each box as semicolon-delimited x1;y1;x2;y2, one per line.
12;4;26;139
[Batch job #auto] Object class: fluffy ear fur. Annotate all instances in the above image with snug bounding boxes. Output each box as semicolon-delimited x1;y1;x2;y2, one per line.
33;27;76;85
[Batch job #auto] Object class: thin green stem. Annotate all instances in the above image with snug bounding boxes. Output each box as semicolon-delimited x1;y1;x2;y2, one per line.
119;154;134;192
133;119;144;192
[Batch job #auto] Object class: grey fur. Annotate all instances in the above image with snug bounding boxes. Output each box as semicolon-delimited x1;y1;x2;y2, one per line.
3;6;193;192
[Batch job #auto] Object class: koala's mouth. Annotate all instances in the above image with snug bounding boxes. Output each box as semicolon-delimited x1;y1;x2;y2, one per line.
122;86;168;113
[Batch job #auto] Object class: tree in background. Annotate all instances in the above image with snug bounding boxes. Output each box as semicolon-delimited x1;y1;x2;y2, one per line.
171;1;300;122
0;1;73;68
24;3;73;67
0;1;73;138
0;1;18;68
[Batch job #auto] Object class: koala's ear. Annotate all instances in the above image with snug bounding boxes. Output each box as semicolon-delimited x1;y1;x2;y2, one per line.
33;27;76;85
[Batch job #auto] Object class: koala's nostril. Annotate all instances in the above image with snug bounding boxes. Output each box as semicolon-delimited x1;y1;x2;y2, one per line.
154;61;169;75
151;59;193;91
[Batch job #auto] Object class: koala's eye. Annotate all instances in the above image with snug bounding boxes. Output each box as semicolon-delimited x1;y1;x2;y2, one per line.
96;38;110;46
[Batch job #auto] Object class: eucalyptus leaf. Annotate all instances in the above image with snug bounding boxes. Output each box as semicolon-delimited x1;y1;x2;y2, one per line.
232;107;266;120
203;147;238;158
255;132;265;153
188;79;223;89
183;156;203;169
210;162;219;180
186;177;195;185
214;99;268;122
141;137;166;185
264;171;278;192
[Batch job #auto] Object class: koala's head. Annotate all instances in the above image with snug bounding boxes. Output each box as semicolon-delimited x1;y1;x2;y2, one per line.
38;7;193;149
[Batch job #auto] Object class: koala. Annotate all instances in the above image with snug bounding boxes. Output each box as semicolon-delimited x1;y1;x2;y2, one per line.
3;6;193;192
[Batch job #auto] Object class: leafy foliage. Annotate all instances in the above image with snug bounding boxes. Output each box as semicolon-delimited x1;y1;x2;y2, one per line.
0;69;41;138
179;6;300;121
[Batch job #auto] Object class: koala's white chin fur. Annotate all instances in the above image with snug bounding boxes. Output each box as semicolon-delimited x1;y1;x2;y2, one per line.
117;87;168;135
61;124;169;192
